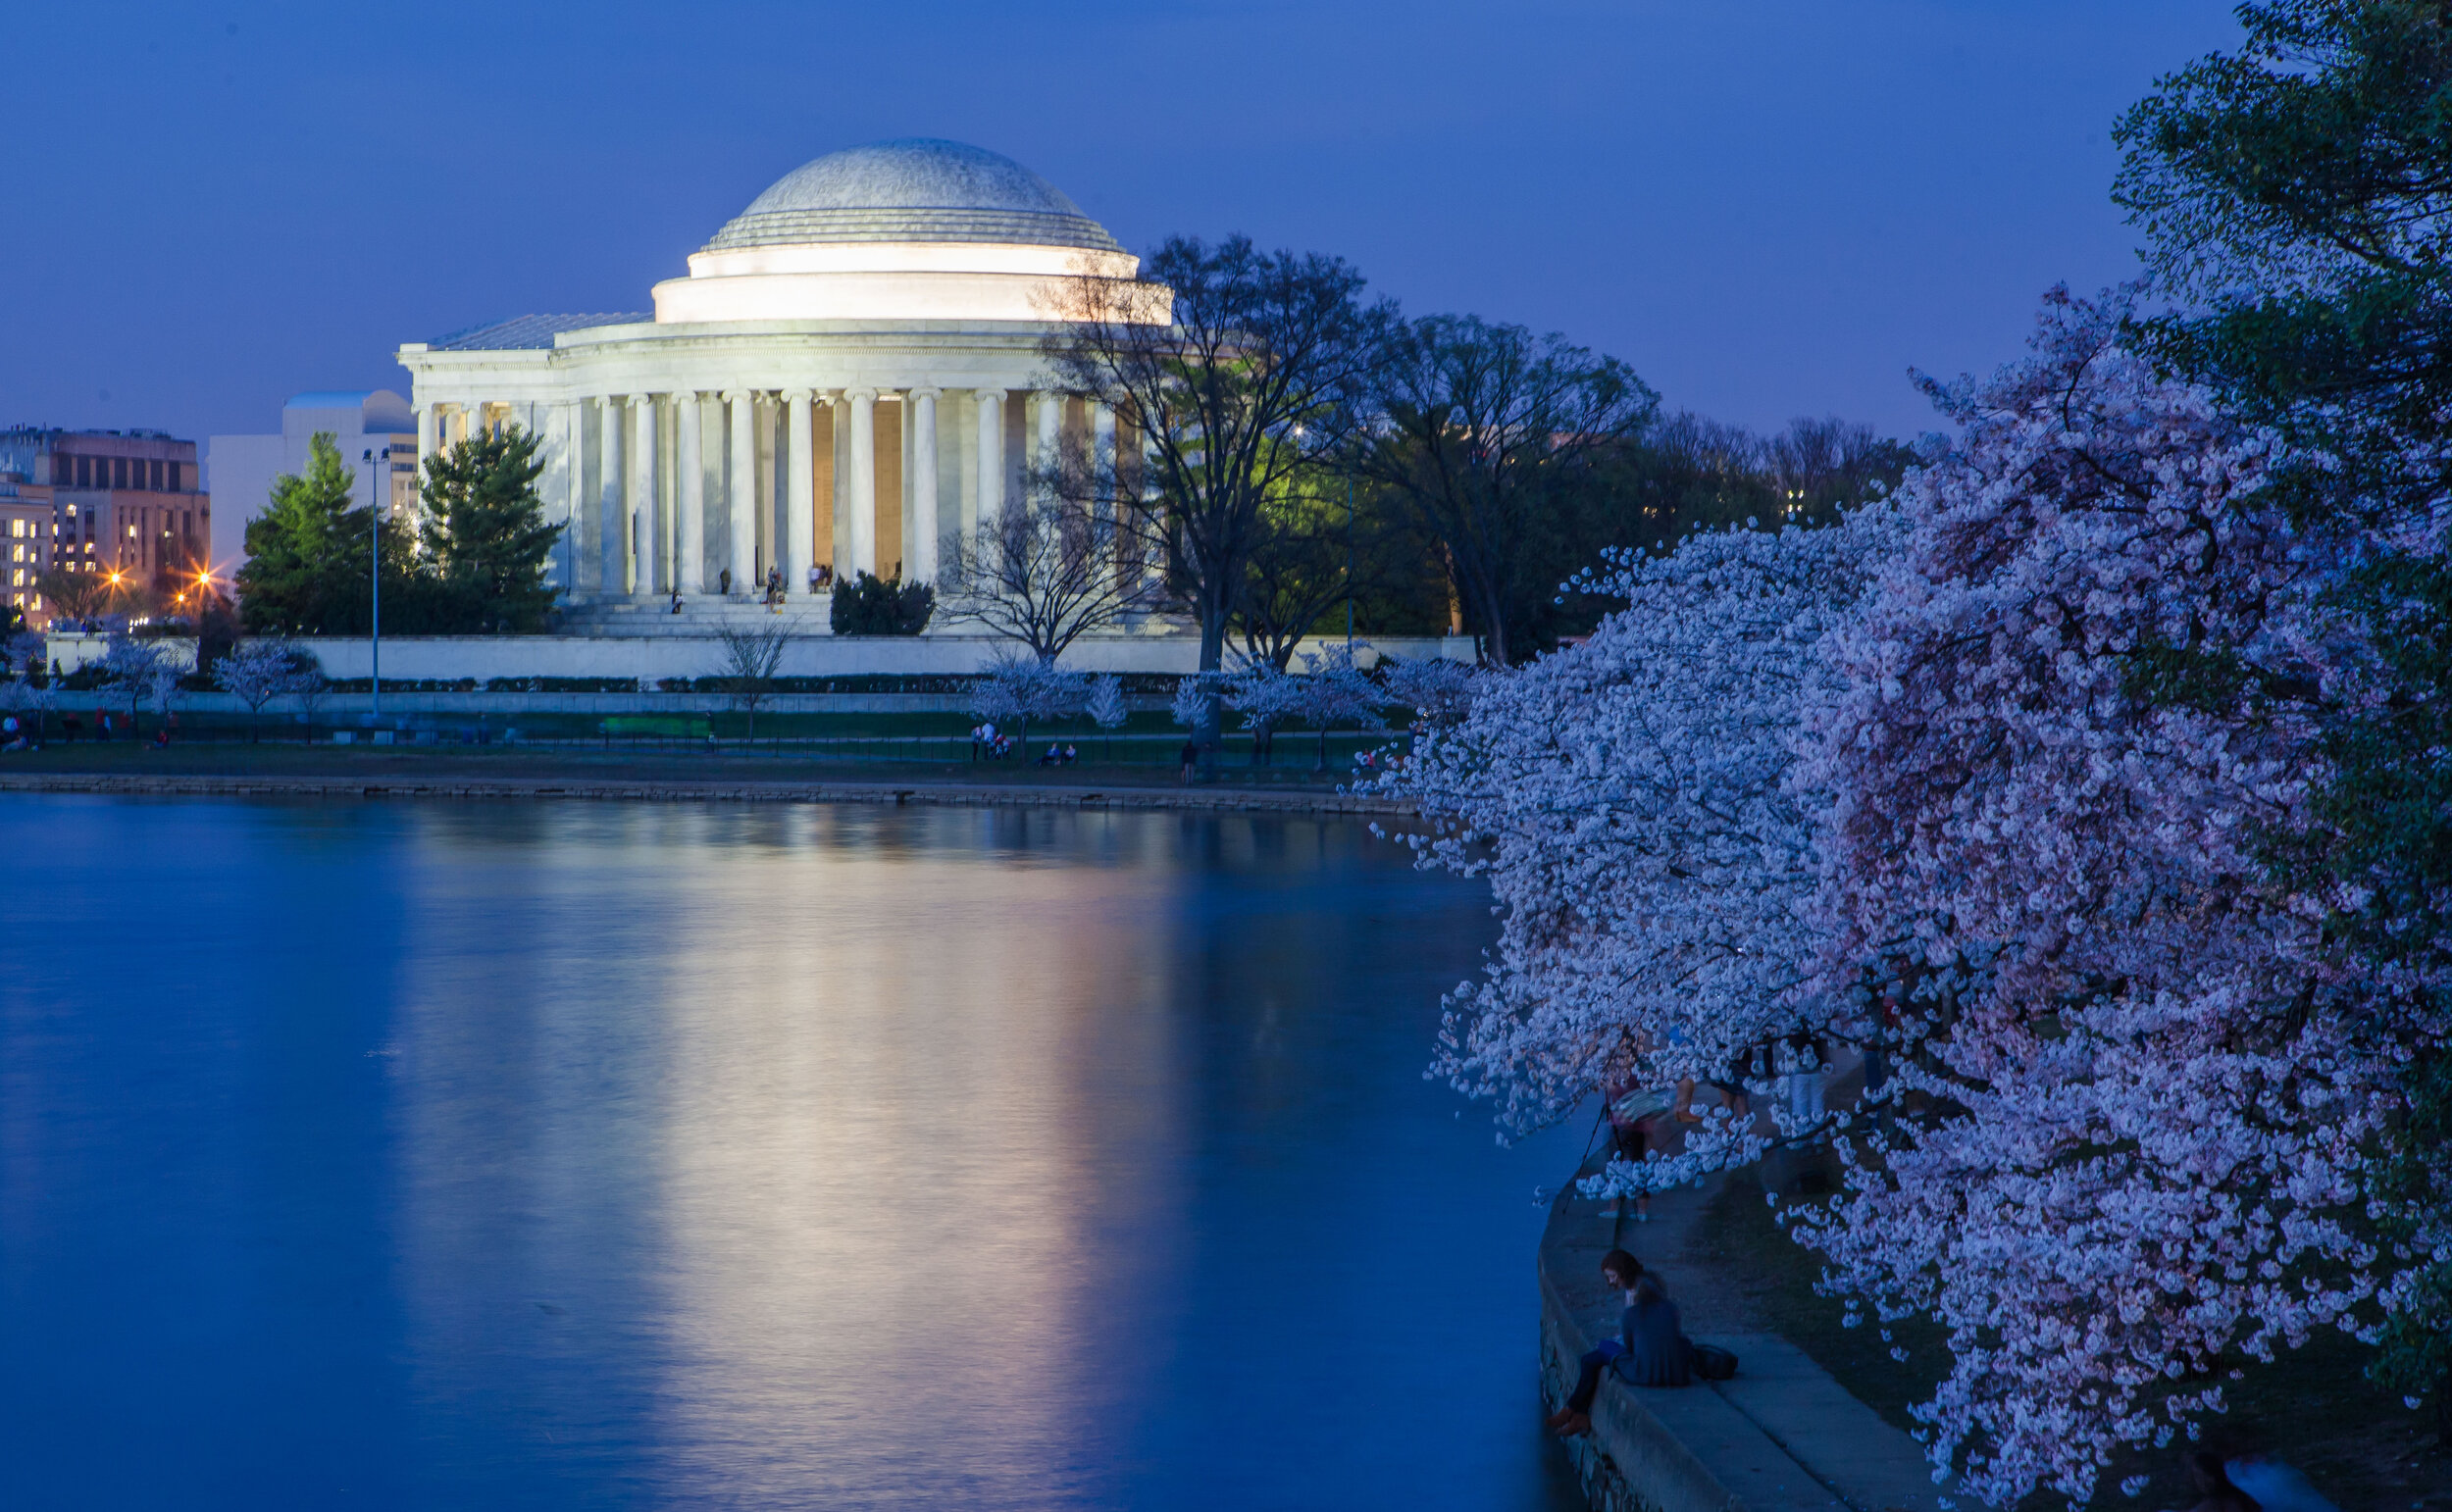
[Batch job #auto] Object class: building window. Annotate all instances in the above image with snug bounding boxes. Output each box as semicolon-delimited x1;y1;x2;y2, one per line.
74;456;90;488
168;462;182;493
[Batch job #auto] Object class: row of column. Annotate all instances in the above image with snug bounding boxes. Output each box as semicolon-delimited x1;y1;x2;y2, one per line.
425;387;1108;600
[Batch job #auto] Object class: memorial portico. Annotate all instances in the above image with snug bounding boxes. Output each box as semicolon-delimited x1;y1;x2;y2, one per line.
394;138;1166;621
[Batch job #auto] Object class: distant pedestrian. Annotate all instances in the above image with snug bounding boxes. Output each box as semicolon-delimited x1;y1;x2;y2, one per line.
807;563;823;595
61;715;80;743
719;567;733;596
1179;739;1199;782
98;712;113;741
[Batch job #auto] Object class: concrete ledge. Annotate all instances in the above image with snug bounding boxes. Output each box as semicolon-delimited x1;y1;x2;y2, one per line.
1538;1243;1836;1512
1538;1176;1952;1512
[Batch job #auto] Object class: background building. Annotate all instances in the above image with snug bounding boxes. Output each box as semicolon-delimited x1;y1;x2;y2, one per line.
0;473;57;624
0;427;209;592
207;390;417;573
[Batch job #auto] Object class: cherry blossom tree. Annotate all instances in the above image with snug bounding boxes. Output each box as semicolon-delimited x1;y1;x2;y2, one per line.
1377;654;1481;731
1085;674;1129;731
1385;288;2449;1507
1280;645;1387;771
213;639;307;742
970;653;1089;752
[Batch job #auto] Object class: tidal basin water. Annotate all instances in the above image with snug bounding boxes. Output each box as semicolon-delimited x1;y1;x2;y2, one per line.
0;797;1588;1511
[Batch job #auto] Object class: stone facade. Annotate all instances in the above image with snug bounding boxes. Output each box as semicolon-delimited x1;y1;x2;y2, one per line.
395;139;1167;622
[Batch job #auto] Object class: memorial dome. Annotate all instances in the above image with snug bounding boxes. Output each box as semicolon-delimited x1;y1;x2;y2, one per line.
704;138;1124;254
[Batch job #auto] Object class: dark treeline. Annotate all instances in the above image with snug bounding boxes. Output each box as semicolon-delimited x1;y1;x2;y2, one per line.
1042;239;1914;675
208;252;1905;667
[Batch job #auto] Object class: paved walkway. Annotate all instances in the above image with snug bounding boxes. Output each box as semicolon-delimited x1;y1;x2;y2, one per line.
1544;1167;1967;1512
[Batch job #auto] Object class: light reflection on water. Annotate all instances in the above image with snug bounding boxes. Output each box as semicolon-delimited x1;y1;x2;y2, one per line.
0;798;1587;1510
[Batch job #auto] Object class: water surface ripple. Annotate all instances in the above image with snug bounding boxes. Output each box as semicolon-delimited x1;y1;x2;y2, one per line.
0;797;1585;1510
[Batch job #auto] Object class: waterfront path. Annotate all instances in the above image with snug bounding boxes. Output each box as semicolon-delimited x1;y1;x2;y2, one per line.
0;766;1408;817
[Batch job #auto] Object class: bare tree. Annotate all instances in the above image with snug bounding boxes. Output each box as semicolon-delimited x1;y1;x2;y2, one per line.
1354;315;1657;666
1760;416;1916;525
939;497;1151;660
1041;234;1385;775
711;619;795;743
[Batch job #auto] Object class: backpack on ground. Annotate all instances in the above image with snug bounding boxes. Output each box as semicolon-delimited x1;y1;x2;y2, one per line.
1689;1341;1738;1381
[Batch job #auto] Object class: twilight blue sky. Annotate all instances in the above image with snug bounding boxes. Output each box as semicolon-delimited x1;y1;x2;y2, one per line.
0;1;2243;454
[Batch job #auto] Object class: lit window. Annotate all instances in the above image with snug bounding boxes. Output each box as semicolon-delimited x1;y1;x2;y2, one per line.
10;571;21;587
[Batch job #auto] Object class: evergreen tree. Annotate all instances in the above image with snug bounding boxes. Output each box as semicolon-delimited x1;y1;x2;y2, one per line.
2117;0;2452;1424
417;426;562;630
236;433;361;633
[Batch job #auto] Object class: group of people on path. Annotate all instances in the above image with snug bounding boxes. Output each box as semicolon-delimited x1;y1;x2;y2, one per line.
1;710;169;751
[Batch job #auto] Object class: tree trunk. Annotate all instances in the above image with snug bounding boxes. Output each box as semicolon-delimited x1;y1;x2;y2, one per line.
1195;598;1228;781
1472;580;1510;668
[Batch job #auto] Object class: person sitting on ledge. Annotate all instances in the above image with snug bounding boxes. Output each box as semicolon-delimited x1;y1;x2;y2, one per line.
1550;1249;1694;1436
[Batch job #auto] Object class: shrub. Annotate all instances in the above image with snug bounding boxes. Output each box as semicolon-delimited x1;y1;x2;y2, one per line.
829;572;934;636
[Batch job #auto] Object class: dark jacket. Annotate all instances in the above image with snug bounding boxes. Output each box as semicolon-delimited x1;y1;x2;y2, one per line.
1611;1278;1693;1387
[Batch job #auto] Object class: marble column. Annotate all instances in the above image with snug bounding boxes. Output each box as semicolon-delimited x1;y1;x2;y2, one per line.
974;388;1004;528
630;394;659;595
596;396;624;594
1092;401;1117;508
464;402;486;444
1035;391;1062;503
676;391;705;595
785;388;815;594
909;386;941;583
846;386;878;578
725;390;754;595
560;401;584;591
417;405;437;473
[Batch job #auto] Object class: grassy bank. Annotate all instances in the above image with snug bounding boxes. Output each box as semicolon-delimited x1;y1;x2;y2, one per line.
16;706;1395;775
1686;1179;2450;1509
0;737;1404;806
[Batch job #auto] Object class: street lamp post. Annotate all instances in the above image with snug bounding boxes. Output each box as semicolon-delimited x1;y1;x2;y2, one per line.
365;446;387;720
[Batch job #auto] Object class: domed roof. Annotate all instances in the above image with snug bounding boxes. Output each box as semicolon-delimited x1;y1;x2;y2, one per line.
703;138;1123;254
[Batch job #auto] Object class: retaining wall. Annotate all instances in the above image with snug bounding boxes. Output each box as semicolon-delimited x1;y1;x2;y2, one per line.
44;630;1476;680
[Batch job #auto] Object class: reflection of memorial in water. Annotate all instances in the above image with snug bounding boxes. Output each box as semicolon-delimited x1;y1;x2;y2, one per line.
385;806;1187;1502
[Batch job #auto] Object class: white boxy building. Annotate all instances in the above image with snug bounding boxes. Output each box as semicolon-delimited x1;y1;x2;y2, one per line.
208;390;417;572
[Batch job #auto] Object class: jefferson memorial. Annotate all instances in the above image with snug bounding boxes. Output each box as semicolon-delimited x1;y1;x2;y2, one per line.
395;138;1163;629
